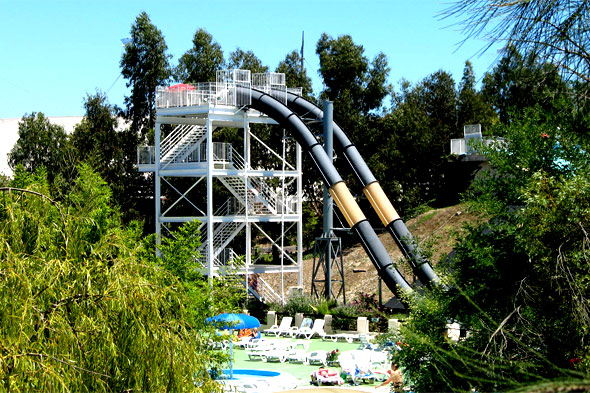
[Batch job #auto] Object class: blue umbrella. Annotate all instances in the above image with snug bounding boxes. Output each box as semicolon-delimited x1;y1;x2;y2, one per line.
206;313;260;330
206;313;260;378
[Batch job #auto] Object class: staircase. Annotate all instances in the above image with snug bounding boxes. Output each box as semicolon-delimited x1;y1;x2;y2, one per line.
197;198;245;264
200;248;242;268
218;147;282;215
160;124;208;165
249;275;282;304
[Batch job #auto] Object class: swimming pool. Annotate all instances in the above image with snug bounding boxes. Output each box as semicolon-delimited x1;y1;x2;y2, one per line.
219;369;298;392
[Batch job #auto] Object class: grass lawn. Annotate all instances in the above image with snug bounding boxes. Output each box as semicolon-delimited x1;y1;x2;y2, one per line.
230;336;386;389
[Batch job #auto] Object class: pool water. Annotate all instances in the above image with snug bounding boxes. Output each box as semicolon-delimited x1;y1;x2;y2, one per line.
219;369;298;392
222;369;280;378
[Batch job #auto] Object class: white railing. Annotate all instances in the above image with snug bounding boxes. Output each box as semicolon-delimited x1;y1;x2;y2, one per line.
137;142;231;166
137;146;155;165
156;69;297;109
255;275;283;304
287;87;303;97
201;142;232;163
200;248;242;268
450;139;466;155
228;146;289;215
197;198;246;265
450;137;507;156
253;72;287;104
216;248;241;266
161;124;196;158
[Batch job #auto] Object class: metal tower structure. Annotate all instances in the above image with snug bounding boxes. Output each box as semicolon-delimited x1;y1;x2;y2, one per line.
137;70;303;304
311;101;345;303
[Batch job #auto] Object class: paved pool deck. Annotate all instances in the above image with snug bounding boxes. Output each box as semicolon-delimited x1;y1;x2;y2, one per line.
230;335;392;392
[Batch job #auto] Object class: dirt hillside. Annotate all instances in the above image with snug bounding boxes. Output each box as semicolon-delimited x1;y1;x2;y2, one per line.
261;204;478;304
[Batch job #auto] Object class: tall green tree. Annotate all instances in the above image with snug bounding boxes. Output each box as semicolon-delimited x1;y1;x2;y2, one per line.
174;28;225;83
481;47;569;124
457;60;496;131
378;71;458;211
443;0;590;85
420;70;458;135
227;48;268;74
120;11;171;137
315;33;390;203
70;92;150;226
275;50;313;99
316;33;390;121
8;112;72;185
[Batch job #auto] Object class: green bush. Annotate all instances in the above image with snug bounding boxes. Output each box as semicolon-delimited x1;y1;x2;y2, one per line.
0;166;228;392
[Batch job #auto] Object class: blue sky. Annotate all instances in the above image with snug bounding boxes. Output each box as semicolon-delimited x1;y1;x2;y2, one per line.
0;0;502;119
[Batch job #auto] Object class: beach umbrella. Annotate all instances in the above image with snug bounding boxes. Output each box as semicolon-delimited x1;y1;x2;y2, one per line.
206;313;260;378
206;313;260;330
169;83;196;91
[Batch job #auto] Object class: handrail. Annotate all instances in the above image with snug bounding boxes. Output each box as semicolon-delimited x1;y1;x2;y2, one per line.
255;276;282;304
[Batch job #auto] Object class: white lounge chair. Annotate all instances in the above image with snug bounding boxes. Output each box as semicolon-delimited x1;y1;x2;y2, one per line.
307;350;328;366
240;337;267;350
339;350;378;385
263;316;292;337
245;339;281;360
286;317;313;337
357;333;377;350
260;340;295;363
295;319;326;339
285;348;309;364
329;332;359;343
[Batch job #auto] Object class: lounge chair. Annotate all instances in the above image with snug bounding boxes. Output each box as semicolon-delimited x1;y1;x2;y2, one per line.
357;333;377;350
260;340;295;363
286;317;313;337
295;319;326;339
245;339;282;361
239;337;267;350
323;332;358;343
285;348;309;364
306;350;328;366
339;350;380;385
310;367;344;386
338;351;358;384
263;316;292;337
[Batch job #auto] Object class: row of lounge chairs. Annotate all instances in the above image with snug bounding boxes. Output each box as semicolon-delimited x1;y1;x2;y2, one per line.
263;316;374;343
310;349;390;386
243;338;330;365
338;349;389;385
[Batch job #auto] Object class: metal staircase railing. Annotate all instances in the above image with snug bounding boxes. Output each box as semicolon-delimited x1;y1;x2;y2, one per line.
197;198;245;263
249;275;282;304
200;248;242;268
230;147;298;214
160;124;207;164
218;147;284;215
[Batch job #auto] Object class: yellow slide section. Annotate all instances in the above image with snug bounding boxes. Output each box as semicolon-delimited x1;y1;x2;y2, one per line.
363;182;400;226
329;181;366;227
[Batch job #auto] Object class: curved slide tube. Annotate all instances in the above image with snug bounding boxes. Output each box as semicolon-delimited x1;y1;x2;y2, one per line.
285;92;439;286
242;87;413;296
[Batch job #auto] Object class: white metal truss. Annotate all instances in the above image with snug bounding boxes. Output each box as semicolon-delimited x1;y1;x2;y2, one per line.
139;71;303;304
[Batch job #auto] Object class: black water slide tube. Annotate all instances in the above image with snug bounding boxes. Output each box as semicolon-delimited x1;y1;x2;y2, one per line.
285;92;439;286
243;88;413;296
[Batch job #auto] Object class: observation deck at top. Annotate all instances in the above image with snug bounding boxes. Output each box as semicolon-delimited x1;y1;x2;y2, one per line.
138;69;304;172
156;69;303;112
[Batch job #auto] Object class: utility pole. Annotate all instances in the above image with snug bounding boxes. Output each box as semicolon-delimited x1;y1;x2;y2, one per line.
300;31;304;77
